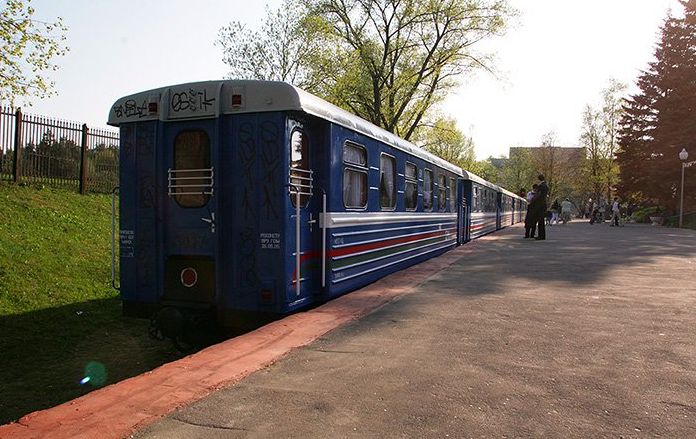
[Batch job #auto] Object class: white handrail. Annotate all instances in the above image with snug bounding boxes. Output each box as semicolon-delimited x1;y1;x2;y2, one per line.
296;189;301;296
322;192;327;288
111;187;120;291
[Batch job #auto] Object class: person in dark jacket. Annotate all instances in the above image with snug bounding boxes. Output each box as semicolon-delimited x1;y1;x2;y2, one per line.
524;184;538;238
530;174;548;240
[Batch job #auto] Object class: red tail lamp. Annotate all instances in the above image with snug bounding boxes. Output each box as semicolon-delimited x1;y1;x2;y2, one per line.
180;267;198;288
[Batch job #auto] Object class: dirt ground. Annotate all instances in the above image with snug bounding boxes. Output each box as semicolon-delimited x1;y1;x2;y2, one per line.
133;222;696;438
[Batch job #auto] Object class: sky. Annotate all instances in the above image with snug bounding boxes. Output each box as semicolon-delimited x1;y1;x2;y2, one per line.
23;0;682;160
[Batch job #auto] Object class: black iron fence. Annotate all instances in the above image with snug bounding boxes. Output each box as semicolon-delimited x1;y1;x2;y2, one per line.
0;107;119;194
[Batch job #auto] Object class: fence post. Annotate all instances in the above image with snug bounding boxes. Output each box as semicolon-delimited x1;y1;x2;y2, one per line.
79;123;89;194
12;108;22;182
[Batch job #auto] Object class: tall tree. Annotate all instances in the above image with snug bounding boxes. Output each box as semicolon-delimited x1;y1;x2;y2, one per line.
579;104;606;202
216;0;323;89
307;0;512;140
617;1;696;212
218;0;513;141
578;80;627;204
0;0;68;103
600;79;626;202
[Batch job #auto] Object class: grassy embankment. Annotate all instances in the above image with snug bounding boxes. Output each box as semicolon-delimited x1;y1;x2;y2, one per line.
0;183;179;424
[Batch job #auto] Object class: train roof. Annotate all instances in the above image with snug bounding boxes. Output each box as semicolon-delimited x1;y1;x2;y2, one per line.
499;187;525;201
460;170;498;189
107;80;462;175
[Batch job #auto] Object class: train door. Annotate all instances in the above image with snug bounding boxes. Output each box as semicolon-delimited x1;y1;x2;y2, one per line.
457;179;469;244
287;119;321;305
161;120;218;307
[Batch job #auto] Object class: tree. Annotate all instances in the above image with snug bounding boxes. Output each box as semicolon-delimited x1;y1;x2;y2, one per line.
216;0;323;89
496;147;535;194
600;79;626;202
306;0;513;140
617;1;696;212
579;104;606;202
529;131;584;203
416;116;476;169
219;0;514;141
0;0;68;103
469;158;497;182
579;80;626;204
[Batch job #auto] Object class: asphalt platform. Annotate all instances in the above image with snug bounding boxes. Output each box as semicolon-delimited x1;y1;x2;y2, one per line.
2;220;696;438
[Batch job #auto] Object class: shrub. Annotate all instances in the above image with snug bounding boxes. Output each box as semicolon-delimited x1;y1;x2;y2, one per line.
631;206;662;223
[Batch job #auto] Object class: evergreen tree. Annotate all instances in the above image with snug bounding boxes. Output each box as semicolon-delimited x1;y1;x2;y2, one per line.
618;1;696;212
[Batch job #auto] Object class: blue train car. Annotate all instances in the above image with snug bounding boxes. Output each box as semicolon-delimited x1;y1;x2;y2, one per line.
514;195;528;223
461;171;499;239
498;188;518;229
109;80;482;333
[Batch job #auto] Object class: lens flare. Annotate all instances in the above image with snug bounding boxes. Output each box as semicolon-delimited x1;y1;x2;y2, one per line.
82;361;108;386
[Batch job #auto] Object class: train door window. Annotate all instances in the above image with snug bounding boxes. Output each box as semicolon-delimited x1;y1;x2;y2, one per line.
404;162;417;211
173;130;211;208
289;129;310;207
438;174;446;211
343;141;367;209
473;186;480;211
450;178;456;212
379;153;396;210
423;169;433;211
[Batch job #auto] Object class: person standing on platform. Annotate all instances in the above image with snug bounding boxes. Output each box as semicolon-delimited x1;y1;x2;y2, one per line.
531;175;548;240
524;184;538;238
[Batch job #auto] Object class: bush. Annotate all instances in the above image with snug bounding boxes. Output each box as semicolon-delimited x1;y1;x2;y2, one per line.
631;206;662;223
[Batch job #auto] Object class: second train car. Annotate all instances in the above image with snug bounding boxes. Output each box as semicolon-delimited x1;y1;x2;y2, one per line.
108;80;526;336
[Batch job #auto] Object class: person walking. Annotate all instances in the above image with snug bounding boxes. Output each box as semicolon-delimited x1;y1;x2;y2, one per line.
524;184;538;238
531;175;548;240
560;198;573;223
611;197;621;227
550;199;561;224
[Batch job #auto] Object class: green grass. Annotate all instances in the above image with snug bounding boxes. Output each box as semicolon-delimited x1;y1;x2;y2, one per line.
0;182;180;424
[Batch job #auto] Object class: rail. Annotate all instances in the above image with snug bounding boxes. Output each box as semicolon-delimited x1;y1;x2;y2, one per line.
111;187;120;291
289;167;314;296
167;167;214;196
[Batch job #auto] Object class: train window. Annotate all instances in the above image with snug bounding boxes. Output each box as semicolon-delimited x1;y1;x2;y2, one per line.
343;142;367;209
344;142;367;166
173;130;210;208
438;174;446;211
404;162;417;211
423;169;433;211
379;154;396;210
450;178;456;212
289;129;310;207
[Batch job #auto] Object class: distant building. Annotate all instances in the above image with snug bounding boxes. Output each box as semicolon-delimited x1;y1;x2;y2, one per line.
488;157;508;169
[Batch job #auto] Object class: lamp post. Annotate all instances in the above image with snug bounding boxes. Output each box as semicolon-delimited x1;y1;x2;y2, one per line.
679;148;688;228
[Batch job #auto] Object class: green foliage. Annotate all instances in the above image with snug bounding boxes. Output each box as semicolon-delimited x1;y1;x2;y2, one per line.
417;116;476;169
0;184;179;423
469;158;498;182
218;0;514;142
216;0;323;88
496;147;536;194
631;206;662;223
578;80;626;204
617;1;696;213
0;0;69;103
307;0;513;140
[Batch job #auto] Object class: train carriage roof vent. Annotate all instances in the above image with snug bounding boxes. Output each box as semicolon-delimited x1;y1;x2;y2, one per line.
230;86;244;109
148;94;160;114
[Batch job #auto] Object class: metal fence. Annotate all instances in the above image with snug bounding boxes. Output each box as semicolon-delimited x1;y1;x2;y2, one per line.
0;107;119;194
